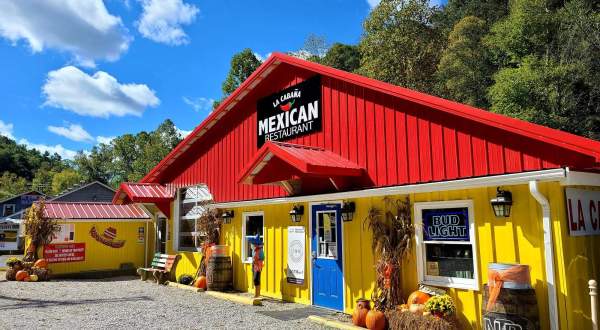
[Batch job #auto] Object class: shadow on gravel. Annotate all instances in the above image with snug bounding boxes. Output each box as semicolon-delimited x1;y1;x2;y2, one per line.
0;295;152;310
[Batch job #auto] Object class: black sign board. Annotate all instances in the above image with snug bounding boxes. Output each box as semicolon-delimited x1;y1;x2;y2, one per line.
256;75;322;147
422;207;470;241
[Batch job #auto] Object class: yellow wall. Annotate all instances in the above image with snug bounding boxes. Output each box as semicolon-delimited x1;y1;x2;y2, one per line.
165;181;600;329
551;185;600;329
30;220;153;275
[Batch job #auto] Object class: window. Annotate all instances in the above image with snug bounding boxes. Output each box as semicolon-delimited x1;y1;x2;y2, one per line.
3;204;15;217
242;212;264;263
174;185;212;252
316;210;338;259
414;200;479;290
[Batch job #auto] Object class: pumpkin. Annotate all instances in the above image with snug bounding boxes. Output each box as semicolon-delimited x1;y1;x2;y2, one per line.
365;309;386;330
23;276;31;282
29;274;39;282
407;290;430;305
409;304;425;314
15;270;28;281
194;276;207;289
34;259;48;269
352;299;371;327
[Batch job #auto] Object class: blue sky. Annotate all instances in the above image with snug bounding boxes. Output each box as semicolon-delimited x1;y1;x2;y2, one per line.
0;0;444;159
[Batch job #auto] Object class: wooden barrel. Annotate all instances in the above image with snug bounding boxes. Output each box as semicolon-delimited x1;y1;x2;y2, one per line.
210;245;229;257
206;255;233;291
482;284;540;330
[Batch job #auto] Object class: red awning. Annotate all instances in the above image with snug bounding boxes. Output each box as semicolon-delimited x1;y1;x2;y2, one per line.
112;182;176;205
43;202;150;220
238;141;365;193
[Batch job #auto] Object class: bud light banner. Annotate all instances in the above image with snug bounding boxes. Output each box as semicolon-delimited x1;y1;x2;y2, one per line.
422;207;470;241
257;75;322;147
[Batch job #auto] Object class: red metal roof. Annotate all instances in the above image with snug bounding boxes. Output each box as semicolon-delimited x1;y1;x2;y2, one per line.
112;182;176;205
239;141;364;185
43;202;150;220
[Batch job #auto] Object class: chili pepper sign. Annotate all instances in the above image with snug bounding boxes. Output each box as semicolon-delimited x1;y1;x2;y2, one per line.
565;188;600;236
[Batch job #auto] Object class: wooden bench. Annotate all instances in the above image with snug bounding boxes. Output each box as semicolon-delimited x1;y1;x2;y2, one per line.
137;253;179;284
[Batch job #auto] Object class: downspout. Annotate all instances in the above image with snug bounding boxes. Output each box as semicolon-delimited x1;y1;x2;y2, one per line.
529;180;559;330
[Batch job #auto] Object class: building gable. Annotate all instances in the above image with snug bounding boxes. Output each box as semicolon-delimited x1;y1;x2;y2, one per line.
142;53;600;203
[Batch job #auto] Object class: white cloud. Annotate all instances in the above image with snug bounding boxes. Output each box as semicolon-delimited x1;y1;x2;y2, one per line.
18;138;78;160
253;52;272;62
182;96;214;112
366;0;380;8
366;0;444;9
48;123;94;142
0;0;131;67
136;0;199;46
96;135;116;144
42;66;160;118
0;120;15;139
176;127;191;138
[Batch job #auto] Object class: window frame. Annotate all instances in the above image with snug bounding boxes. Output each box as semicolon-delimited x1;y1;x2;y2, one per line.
414;200;479;291
173;188;208;252
2;204;16;217
242;211;265;264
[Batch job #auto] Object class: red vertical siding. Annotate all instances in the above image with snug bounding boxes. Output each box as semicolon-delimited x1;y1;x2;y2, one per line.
159;64;582;203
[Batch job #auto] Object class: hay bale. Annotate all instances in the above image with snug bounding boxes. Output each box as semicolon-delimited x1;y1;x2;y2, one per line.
385;310;460;330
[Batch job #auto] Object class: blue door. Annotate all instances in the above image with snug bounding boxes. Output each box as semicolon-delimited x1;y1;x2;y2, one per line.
311;203;343;311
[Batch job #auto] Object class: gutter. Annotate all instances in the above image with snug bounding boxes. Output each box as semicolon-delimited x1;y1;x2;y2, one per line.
529;180;560;330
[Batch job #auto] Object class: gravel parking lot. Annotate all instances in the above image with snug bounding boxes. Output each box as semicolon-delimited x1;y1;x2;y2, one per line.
0;273;333;330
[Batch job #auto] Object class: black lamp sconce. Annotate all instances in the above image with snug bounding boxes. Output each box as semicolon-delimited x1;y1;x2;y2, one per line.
341;201;356;222
289;205;304;223
490;188;513;217
220;210;235;224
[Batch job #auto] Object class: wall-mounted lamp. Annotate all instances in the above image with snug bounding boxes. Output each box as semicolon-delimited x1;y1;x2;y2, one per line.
220;210;235;224
341;201;356;222
289;205;304;223
490;188;513;217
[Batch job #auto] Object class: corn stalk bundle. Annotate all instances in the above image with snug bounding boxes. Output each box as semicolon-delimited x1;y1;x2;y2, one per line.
364;197;414;311
23;200;59;262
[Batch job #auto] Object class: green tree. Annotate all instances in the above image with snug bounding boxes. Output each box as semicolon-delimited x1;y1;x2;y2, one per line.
52;169;83;195
486;0;600;139
436;16;493;108
31;168;55;195
321;43;361;72
359;0;444;93
74;144;113;185
435;0;509;34
221;49;262;96
0;171;28;199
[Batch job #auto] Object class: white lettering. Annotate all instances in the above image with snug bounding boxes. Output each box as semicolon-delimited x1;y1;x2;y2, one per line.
308;100;319;120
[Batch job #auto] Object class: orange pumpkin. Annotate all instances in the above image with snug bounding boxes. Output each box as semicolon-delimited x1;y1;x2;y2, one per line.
23;276;31;282
365;309;386;330
34;259;48;269
352;299;371;327
407;290;431;305
194;276;207;289
15;270;29;281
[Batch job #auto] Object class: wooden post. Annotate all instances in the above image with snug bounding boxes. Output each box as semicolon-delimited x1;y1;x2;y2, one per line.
591;279;598;330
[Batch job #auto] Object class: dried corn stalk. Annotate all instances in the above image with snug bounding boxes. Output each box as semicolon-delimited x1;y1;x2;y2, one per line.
364;197;414;311
23;200;58;261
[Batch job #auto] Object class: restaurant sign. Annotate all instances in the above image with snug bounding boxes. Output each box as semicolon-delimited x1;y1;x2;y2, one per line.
565;188;600;236
287;226;305;284
257;75;322;147
44;243;85;263
422;208;470;241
